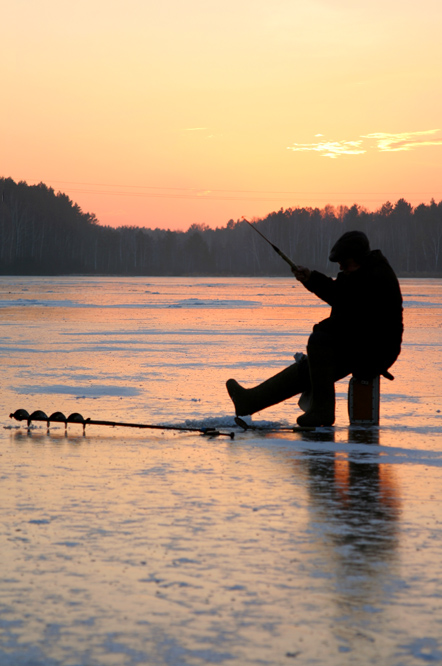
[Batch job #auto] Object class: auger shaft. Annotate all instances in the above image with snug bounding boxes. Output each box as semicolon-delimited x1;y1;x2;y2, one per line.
9;409;235;439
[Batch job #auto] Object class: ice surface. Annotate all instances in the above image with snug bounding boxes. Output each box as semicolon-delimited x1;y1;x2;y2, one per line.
0;276;442;665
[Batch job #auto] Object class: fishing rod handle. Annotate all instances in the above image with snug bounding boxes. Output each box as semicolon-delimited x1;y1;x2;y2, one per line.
274;246;298;271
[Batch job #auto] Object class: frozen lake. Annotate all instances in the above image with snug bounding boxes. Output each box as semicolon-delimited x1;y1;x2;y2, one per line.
0;275;442;665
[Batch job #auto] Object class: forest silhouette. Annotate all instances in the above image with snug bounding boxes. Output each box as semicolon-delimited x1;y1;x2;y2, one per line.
1;177;441;276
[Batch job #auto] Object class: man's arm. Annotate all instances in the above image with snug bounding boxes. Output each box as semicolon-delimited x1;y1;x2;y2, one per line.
293;266;337;306
292;266;311;283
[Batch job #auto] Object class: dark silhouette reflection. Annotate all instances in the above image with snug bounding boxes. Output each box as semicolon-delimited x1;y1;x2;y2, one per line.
298;428;336;445
296;427;400;615
347;426;380;446
12;429;84;445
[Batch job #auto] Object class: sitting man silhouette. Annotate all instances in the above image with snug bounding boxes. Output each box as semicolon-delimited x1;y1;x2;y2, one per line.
226;231;403;427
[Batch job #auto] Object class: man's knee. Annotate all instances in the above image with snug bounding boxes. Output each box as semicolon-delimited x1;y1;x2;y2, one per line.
307;331;334;356
307;332;351;381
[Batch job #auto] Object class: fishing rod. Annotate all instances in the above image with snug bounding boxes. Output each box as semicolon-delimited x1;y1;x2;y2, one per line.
9;409;235;439
242;217;298;271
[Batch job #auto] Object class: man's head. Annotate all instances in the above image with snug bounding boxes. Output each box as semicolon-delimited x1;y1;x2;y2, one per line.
329;231;370;271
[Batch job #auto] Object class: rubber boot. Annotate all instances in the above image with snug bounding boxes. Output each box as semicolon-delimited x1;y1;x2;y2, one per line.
296;339;335;427
226;357;310;416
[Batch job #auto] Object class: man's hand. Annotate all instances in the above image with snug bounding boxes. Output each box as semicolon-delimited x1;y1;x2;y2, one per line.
292;266;311;283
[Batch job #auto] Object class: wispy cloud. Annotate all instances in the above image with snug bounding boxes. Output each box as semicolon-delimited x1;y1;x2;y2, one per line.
362;130;442;152
288;140;365;159
288;129;442;158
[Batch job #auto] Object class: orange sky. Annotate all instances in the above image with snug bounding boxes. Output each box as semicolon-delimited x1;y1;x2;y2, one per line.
2;0;442;231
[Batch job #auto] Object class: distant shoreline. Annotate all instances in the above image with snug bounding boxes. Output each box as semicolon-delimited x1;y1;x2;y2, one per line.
1;272;441;279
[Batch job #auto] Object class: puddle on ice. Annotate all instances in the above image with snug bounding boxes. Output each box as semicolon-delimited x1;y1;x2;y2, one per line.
0;276;441;666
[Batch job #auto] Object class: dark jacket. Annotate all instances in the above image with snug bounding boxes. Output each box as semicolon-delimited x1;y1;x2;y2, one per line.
304;250;403;379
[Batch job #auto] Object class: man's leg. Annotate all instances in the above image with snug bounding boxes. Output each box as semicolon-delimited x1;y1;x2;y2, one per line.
226;355;310;416
297;332;348;427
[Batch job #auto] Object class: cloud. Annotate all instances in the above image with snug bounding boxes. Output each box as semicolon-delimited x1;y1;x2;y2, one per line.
184;127;208;131
288;129;442;158
287;139;365;159
362;129;442;152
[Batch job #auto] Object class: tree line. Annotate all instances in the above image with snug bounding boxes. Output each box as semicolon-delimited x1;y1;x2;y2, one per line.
1;177;442;276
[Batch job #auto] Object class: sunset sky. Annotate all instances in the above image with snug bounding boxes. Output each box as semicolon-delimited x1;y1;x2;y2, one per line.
2;0;442;231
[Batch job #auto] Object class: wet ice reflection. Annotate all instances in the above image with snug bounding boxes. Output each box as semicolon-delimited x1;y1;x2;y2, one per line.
300;448;400;617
